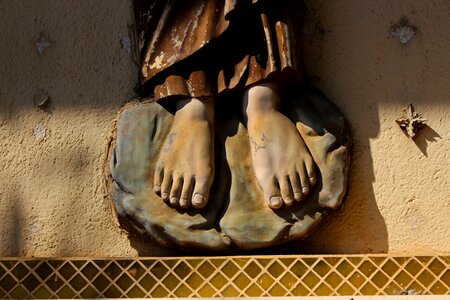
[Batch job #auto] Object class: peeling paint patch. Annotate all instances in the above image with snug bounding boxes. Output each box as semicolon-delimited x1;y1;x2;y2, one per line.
390;18;416;44
170;26;185;50
29;219;43;234
120;36;132;54
190;2;205;32
34;123;48;141
35;36;51;55
149;52;165;70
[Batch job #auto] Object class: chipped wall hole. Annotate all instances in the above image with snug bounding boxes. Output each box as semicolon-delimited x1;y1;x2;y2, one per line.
390;17;417;44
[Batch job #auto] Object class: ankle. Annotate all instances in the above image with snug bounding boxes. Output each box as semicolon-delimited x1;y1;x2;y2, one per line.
176;97;215;122
243;83;281;119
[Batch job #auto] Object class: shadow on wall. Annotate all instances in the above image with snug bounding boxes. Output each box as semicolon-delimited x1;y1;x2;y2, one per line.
296;113;388;254
412;125;442;157
0;0;137;120
2;186;24;256
287;0;448;253
0;0;137;256
0;145;103;256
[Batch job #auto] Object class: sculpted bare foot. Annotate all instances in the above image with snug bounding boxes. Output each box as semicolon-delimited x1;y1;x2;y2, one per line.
244;83;316;209
154;97;214;209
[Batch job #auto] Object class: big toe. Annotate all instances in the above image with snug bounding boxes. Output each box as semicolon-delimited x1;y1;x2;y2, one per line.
192;194;207;208
268;196;283;209
279;176;294;206
191;177;211;209
261;178;283;209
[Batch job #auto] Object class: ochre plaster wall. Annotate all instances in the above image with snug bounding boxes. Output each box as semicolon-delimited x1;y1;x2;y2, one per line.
0;0;449;256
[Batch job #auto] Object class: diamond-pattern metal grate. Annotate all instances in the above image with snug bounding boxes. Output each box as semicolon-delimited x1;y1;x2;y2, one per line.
0;256;449;298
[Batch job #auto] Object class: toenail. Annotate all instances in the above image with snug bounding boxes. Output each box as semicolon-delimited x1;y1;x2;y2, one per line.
180;199;189;207
154;185;161;192
302;187;309;194
169;197;178;205
192;194;205;206
294;193;302;200
310;177;316;184
161;192;169;200
284;197;293;205
270;197;281;208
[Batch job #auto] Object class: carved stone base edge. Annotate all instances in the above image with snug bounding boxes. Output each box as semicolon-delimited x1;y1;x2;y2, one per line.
0;255;449;298
107;89;351;252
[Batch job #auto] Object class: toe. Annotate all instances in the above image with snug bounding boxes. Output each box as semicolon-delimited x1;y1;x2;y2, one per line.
192;194;205;208
160;172;172;202
153;164;163;194
179;198;189;208
192;176;211;209
297;164;310;196
169;176;182;206
279;175;293;206
268;196;283;209
263;177;283;209
289;172;302;201
305;156;316;186
180;176;194;208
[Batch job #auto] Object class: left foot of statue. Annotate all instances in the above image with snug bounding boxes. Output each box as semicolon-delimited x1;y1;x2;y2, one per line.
244;83;316;209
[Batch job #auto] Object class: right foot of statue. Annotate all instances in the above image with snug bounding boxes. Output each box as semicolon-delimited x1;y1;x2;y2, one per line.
153;97;215;209
244;83;316;209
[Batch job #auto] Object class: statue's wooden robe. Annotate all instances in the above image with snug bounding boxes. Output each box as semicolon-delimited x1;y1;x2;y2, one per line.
133;0;303;100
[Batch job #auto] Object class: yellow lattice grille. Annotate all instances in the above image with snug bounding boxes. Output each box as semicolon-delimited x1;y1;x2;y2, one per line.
0;256;449;298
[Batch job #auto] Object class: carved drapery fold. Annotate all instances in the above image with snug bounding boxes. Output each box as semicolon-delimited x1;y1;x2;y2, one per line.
134;0;303;100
